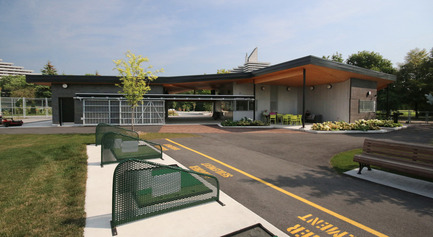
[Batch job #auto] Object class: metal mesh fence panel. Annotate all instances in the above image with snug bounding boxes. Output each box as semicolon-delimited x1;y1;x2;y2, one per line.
95;123;139;146
83;98;165;125
100;132;162;166
111;159;220;229
0;97;51;117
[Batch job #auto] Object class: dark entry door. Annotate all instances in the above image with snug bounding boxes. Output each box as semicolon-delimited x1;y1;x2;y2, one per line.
59;97;75;124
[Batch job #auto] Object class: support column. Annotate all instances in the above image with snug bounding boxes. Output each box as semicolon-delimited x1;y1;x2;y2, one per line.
253;82;256;120
23;97;26;118
302;69;306;128
386;87;390;118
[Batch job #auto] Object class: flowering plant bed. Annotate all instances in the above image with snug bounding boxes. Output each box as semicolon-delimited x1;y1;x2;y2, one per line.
311;119;402;131
221;117;269;126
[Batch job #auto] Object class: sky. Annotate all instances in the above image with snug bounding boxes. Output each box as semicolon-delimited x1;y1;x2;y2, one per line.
0;0;432;76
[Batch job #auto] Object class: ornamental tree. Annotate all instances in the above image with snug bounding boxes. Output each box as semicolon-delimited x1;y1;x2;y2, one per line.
113;51;163;130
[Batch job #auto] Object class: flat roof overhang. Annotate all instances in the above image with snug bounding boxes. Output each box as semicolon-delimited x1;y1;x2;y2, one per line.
148;56;396;91
238;56;396;90
26;56;396;92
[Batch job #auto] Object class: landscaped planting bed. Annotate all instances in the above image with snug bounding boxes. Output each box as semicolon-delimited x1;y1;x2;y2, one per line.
311;119;402;131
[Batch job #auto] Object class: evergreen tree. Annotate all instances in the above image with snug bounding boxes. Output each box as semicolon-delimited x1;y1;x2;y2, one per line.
41;61;58;75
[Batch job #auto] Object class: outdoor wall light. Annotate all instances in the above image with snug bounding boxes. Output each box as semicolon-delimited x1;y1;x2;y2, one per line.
327;84;333;89
261;86;265;91
366;91;372;97
62;83;68;89
286;86;291;92
310;86;315;91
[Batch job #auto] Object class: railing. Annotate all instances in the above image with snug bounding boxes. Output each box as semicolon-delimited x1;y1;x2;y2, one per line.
0;97;51;118
400;111;432;123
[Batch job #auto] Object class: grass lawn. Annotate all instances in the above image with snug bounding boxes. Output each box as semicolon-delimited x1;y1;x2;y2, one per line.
330;149;362;174
330;148;433;182
0;134;93;237
0;133;195;237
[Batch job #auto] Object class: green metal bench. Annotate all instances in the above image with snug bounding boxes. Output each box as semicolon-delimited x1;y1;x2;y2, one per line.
111;159;222;235
101;132;163;167
95;123;139;146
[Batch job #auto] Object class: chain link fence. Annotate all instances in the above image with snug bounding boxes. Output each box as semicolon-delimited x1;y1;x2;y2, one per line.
0;97;52;118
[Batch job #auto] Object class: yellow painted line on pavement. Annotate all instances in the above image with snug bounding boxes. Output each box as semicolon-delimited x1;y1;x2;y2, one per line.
166;139;388;237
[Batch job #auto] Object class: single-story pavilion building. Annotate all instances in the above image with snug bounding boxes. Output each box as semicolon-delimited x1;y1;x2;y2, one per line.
26;52;396;126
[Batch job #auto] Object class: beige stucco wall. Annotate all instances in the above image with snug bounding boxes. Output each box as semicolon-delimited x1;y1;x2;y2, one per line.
233;78;377;122
302;80;351;122
277;86;299;115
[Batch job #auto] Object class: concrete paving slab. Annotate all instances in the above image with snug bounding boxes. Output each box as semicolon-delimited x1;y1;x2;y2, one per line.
84;145;289;237
345;168;433;199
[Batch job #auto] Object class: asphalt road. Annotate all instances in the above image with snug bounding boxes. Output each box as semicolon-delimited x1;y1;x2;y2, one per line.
154;125;433;237
2;123;433;236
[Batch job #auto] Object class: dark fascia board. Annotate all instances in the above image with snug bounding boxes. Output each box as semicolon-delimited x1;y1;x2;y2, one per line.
26;72;252;84
26;75;120;84
152;72;252;84
75;93;254;99
252;55;396;82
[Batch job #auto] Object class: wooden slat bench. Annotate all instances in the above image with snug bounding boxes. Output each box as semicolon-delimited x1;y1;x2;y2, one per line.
353;138;433;179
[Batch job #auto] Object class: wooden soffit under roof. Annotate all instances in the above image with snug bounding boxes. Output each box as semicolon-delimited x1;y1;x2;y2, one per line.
159;56;396;93
241;64;393;89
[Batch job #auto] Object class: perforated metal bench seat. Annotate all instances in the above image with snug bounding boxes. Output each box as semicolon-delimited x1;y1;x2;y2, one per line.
134;168;213;207
111;159;221;233
101;132;162;166
95;123;139;146
110;145;162;161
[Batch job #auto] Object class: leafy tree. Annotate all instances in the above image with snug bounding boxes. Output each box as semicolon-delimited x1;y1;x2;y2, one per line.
346;51;395;74
322;52;344;63
37;61;59;98
217;68;231;74
346;51;397;115
35;85;52;98
85;71;101;76
113;51;163;130
395;48;433;117
0;75;36;97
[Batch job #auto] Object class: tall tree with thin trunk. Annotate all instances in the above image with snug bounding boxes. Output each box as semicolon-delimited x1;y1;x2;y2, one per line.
113;51;163;130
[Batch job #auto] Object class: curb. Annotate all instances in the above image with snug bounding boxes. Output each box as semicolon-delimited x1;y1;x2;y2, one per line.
303;125;407;134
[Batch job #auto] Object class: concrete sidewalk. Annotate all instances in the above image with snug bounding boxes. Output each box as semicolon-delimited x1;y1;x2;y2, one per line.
345;169;433;199
84;145;289;237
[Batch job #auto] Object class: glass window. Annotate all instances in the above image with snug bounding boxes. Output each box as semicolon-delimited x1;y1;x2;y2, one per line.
359;100;376;113
236;101;248;111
